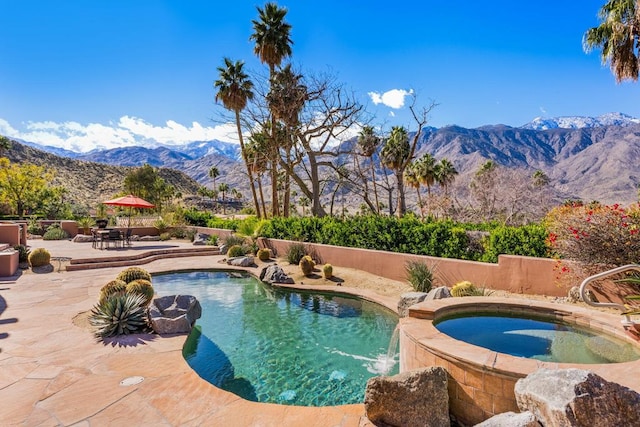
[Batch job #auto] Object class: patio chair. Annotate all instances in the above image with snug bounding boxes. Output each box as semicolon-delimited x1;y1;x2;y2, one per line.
91;229;102;249
124;228;133;246
106;229;123;249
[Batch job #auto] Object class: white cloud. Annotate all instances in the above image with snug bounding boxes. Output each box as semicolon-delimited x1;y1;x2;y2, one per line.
0;116;241;153
539;106;547;115
367;89;414;109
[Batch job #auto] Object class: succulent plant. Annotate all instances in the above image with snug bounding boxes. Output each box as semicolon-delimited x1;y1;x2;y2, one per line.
451;281;483;297
125;279;155;306
227;244;245;258
405;260;434;293
99;279;127;303
89;293;148;338
257;248;271;261
299;255;315;276
42;224;69;240
28;248;51;267
116;266;152;284
323;263;333;279
13;244;30;263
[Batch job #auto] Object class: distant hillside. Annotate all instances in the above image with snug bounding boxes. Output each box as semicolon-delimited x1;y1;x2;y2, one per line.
4;141;201;209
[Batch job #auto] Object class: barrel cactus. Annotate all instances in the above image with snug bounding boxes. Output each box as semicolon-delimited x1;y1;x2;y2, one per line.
125;279;155;306
28;248;51;267
299;255;315;276
116;266;152;284
323;264;333;279
451;281;479;297
99;279;127;303
227;244;245;258
257;248;271;261
89;293;148;338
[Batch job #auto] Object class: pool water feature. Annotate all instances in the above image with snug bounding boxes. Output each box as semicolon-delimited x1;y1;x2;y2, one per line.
152;270;399;406
435;313;640;364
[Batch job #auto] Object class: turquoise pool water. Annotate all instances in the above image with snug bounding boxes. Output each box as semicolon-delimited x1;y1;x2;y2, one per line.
152;270;399;406
435;313;640;364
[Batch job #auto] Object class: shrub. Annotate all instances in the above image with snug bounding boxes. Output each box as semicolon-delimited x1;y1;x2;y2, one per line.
116;266;152;284
170;226;188;239
323;263;333;279
299;255;315;276
28;248;50;267
27;217;44;236
286;242;306;264
185;228;197;242
99;279;127;303
257;248;271;261
154;217;170;234
125;279;155;306
89;293;148;338
224;234;245;247
159;232;171;241
77;217;95;233
227;244;245;258
481;224;550;263
42;224;69;240
405;260;434;293
207;234;219;246
450;281;489;297
13;245;30;263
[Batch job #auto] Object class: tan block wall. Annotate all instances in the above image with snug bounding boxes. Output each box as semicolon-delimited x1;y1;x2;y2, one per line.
258;238;567;297
0;224;21;246
0;250;19;277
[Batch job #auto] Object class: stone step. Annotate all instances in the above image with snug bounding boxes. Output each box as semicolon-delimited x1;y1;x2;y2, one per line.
66;248;221;271
69;246;220;265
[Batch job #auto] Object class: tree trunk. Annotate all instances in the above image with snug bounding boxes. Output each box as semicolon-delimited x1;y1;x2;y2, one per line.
257;176;267;218
283;147;292;217
416;188;424;219
370;161;380;214
395;169;406;218
308;152;326;217
235;111;261;219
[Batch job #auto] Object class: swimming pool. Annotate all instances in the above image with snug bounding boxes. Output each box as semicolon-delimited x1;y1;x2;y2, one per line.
152;270;398;406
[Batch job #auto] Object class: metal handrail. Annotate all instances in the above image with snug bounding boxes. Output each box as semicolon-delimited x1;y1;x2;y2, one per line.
579;264;640;326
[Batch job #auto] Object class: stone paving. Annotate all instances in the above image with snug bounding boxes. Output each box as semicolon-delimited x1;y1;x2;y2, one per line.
0;239;373;426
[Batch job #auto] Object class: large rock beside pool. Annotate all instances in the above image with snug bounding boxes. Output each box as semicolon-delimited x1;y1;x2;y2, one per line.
227;256;255;267
192;233;210;245
397;292;428;317
259;265;294;284
72;234;94;243
515;368;640;427
475;411;540;427
148;295;202;335
364;366;450;427
425;286;452;301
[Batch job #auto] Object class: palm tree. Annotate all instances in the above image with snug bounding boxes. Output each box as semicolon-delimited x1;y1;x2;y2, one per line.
404;162;423;218
415;153;437;198
250;2;293;217
380;126;410;217
247;132;269;216
0;136;11;157
358;126;381;214
214;58;262;218
218;183;230;215
584;0;640;82
209;166;219;188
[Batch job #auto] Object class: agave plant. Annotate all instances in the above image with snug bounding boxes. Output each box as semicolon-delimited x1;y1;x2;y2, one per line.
89;293;148;338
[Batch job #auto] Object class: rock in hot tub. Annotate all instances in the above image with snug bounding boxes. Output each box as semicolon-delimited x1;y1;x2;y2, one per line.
148;294;202;334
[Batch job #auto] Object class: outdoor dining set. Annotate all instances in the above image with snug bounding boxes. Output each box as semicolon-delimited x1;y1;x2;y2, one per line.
91;228;133;250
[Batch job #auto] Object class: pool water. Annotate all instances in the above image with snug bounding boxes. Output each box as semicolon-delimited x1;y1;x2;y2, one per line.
435;313;640;364
152;270;399;406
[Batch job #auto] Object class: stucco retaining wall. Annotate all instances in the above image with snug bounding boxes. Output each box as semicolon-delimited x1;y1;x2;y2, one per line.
258;237;567;297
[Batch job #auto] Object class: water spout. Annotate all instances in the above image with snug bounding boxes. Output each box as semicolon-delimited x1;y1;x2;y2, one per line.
382;324;400;375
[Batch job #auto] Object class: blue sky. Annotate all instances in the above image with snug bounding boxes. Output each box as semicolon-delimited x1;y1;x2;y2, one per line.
1;1;639;151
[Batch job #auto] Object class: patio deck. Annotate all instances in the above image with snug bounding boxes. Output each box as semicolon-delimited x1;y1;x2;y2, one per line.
0;239;369;426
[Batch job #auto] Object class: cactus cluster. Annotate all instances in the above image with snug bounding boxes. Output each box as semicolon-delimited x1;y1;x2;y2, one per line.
322;264;333;279
99;279;127;303
116;266;152;284
257;248;271;261
126;279;155;306
451;281;483;297
299;255;315;276
28;248;51;267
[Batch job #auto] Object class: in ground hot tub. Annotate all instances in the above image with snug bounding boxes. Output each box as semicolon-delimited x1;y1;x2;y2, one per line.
399;297;640;426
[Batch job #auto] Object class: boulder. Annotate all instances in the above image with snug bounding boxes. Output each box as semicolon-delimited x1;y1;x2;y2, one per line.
139;235;161;241
515;368;640;427
72;234;94;243
227;256;255;267
364;366;450;427
192;233;210;245
397;292;428;317
425;286;452;301
148;295;202;335
219;244;228;255
259;265;294;284
475;411;540;427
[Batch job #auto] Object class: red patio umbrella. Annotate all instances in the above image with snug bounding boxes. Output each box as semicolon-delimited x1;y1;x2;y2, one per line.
102;194;155;228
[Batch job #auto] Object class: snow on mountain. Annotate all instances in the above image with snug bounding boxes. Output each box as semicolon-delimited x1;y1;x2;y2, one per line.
521;112;640;130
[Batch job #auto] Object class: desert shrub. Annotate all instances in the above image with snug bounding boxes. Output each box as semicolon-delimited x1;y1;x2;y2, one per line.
236;216;260;237
257;248;271;261
159;232;171;241
28;248;50;267
227;244;245;258
323;263;333;279
89;293;148;338
169;226;188;239
185;228;197;242
13;245;30;263
125;279;155;306
154;217;170;234
181;209;213;227
42;224;69;240
116;266;152;284
206;217;241;231
405;260;434;293
223;234;245;247
99;279;128;303
299;255;315;276
27;217;44;236
545;203;640;267
286;242;307;264
207;234;219;245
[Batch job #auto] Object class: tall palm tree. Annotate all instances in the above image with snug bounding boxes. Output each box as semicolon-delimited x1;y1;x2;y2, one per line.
214;58;262;218
404;162;423;218
380;126;410;217
358;126;381;214
250;2;293;217
208;166;219;188
415;153;437;197
436;158;458;195
247;132;269;216
218;183;230;215
584;0;640;82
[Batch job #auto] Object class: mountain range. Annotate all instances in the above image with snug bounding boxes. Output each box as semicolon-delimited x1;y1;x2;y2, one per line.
5;113;640;206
